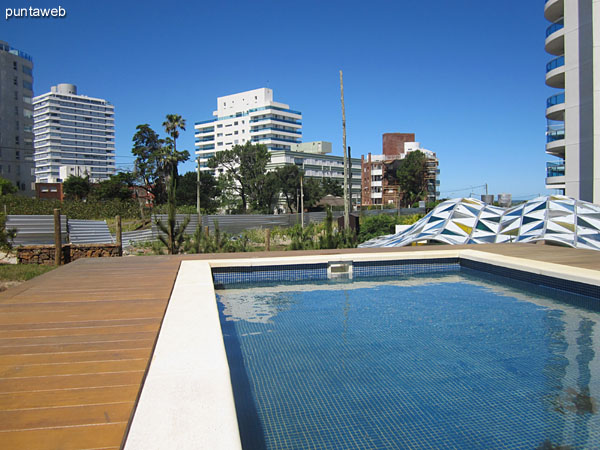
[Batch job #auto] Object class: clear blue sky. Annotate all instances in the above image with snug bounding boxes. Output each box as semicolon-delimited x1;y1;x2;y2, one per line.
4;0;552;199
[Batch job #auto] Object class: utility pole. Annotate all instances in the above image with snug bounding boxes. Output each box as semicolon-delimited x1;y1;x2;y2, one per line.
300;175;304;229
340;70;349;229
348;145;353;212
196;157;201;223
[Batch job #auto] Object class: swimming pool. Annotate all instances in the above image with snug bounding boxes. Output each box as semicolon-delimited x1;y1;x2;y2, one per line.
216;269;600;449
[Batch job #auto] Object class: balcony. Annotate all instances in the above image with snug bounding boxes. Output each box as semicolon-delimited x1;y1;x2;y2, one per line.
545;122;565;156
546;160;565;188
545;55;565;88
545;19;564;55
544;0;564;23
546;92;565;121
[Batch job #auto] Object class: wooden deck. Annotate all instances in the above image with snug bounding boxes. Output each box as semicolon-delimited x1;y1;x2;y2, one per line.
0;244;598;449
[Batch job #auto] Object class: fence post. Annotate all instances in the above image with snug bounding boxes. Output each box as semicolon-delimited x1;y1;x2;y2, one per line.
116;215;122;255
265;228;271;252
54;209;61;266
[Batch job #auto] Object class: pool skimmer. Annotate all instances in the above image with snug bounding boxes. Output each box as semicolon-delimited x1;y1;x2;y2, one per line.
327;260;353;279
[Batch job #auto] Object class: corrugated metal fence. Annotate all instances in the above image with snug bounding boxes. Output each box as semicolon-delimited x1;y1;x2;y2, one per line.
6;208;425;247
152;208;425;236
6;215;68;246
68;220;114;244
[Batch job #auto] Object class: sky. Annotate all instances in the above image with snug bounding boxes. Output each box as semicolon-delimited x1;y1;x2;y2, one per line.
4;0;553;200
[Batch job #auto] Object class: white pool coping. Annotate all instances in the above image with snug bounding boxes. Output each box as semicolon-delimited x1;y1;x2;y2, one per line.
124;248;600;450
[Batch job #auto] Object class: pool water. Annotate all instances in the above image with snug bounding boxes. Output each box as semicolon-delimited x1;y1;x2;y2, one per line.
216;270;600;449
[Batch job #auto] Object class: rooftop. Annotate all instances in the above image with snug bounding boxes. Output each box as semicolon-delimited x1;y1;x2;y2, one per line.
0;244;598;448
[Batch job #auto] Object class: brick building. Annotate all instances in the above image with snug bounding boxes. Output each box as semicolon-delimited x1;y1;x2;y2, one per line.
361;133;439;207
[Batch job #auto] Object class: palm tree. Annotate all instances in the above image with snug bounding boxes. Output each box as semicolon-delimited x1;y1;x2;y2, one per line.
163;114;186;153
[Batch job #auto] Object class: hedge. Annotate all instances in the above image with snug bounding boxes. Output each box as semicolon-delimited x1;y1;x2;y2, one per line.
0;195;143;219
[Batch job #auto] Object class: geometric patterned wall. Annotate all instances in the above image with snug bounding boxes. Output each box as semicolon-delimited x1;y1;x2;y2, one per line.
359;195;600;251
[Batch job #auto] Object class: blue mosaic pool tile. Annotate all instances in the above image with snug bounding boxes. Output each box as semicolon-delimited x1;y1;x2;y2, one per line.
217;274;600;449
461;258;600;303
212;263;327;287
353;257;460;279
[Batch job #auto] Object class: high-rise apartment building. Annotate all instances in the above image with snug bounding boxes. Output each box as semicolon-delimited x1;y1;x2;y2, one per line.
544;0;599;201
0;41;35;195
194;88;302;172
362;133;439;207
33;83;115;182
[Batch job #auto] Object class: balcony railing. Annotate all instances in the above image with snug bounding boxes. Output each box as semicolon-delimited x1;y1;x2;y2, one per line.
546;55;564;72
547;92;565;108
546;160;565;177
546;19;564;37
251;127;302;135
546;123;565;142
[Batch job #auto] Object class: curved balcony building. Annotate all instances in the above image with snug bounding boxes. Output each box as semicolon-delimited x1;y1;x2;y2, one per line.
543;0;599;202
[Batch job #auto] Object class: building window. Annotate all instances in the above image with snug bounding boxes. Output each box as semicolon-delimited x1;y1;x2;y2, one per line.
13;77;17;86
13;61;17;70
22;66;32;76
15;136;19;146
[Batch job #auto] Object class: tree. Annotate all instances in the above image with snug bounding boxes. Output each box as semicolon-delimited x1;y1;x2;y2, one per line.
251;171;279;214
92;172;134;201
273;166;345;213
162;114;186;154
0;177;17;196
321;178;343;197
273;165;301;212
207;142;271;212
63;175;91;201
132;124;167;204
396;151;427;207
155;114;190;254
176;171;221;213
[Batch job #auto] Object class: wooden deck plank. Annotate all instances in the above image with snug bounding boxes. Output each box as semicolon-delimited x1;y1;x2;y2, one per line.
0;423;128;450
0;371;145;393
0;385;141;410
0;339;156;357
0;331;157;348
0;317;161;332
0;322;161;339
0;403;133;432
0;358;148;378
0;348;153;366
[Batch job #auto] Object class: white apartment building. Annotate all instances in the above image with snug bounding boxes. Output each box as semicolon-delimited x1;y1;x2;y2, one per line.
544;0;600;202
267;141;362;205
194;88;302;172
33;83;115;182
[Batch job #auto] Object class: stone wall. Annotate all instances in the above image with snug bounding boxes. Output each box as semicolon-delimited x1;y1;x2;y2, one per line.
17;244;122;265
70;244;122;261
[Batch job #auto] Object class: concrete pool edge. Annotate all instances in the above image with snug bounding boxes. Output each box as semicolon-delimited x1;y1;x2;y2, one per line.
123;260;243;450
125;248;600;450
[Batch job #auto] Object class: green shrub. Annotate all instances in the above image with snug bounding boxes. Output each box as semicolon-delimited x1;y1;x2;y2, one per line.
358;213;423;243
1;195;142;219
